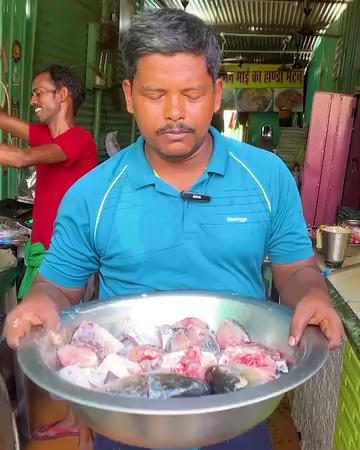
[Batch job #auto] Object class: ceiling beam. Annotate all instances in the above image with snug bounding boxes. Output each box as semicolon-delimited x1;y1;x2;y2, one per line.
224;0;352;3
219;30;341;38
220;31;293;38
214;24;326;33
223;49;313;54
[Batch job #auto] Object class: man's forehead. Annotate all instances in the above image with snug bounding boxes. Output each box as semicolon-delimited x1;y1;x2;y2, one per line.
32;72;53;87
133;53;210;82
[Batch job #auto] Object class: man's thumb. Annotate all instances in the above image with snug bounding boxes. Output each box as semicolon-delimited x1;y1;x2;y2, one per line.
289;307;313;347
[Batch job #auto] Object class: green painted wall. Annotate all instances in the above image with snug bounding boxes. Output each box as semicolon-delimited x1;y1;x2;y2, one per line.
0;0;37;199
248;112;280;149
304;38;337;125
305;0;360;124
32;0;133;161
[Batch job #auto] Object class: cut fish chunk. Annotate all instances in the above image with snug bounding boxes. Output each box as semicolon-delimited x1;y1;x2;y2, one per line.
172;317;209;330
219;344;277;379
216;320;250;349
159;347;217;380
205;365;248;393
127;345;164;372
58;365;107;390
71;320;123;360
57;344;98;368
98;353;142;380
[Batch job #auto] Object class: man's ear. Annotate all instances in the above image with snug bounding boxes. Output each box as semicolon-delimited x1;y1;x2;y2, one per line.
213;78;223;113
58;86;70;104
122;79;134;114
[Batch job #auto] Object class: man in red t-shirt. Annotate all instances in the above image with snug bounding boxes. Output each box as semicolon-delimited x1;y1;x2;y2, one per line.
0;65;97;447
0;65;97;281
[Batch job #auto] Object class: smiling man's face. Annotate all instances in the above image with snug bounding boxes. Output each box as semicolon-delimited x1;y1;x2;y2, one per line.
30;72;61;124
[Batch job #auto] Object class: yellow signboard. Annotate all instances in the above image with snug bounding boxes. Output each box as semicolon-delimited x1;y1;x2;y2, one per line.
221;64;304;89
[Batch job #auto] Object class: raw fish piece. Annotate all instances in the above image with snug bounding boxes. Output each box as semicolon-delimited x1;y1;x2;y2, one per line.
116;332;138;356
58;365;106;390
186;325;220;356
233;364;275;385
165;325;220;355
157;324;174;350
58;365;93;389
71;321;123;360
104;374;148;398
57;344;98;368
120;323;161;347
275;359;289;374
165;328;193;352
205;365;248;393
219;344;277;379
147;374;211;399
216;320;250;349
98;353;142;380
128;345;164;371
172;317;209;330
159;347;217;380
104;374;211;399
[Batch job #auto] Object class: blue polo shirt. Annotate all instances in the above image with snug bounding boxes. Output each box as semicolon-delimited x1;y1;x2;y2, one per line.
39;127;313;300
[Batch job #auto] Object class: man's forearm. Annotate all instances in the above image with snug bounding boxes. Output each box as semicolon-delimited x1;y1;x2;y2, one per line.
24;280;72;311
24;277;83;311
0;145;29;168
0;111;29;140
276;266;330;309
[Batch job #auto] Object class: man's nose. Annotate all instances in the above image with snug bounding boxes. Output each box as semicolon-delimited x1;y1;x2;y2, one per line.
163;94;185;122
30;94;37;106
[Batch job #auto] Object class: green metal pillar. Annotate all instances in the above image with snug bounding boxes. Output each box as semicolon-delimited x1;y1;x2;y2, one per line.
93;88;103;146
0;0;37;200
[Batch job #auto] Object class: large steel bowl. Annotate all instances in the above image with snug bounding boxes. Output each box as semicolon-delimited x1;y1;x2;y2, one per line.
17;291;328;448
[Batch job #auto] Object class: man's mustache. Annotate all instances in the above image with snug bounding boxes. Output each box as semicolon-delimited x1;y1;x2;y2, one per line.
156;123;195;135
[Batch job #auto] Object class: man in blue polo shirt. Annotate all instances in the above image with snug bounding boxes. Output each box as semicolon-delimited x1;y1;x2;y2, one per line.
5;8;343;450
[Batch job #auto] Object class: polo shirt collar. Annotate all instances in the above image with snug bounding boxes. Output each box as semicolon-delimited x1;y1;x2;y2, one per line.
127;126;229;190
206;126;228;176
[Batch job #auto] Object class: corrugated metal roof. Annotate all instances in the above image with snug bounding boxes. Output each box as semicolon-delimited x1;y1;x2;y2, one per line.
143;0;352;65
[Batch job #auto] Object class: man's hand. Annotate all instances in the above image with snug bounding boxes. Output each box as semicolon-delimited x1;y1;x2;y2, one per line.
4;274;84;349
272;258;345;349
289;293;344;349
4;294;60;349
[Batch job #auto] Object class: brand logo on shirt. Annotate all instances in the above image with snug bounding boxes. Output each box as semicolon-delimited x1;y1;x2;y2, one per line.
226;216;248;223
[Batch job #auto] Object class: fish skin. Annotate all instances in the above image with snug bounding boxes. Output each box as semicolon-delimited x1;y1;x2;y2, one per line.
205;365;248;394
104;374;211;399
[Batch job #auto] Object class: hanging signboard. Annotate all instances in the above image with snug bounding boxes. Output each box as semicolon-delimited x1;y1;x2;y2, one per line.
221;64;304;89
220;64;304;113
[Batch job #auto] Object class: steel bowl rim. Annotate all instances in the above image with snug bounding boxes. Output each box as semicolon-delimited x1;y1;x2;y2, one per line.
17;291;329;415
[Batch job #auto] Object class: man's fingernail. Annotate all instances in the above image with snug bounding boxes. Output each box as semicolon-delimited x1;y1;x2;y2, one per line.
288;336;296;347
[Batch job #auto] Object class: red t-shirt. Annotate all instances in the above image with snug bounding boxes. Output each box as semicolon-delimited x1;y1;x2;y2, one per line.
29;124;98;248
